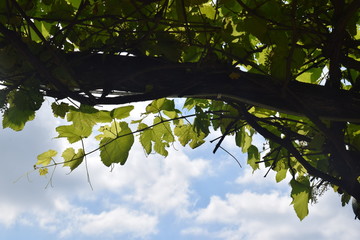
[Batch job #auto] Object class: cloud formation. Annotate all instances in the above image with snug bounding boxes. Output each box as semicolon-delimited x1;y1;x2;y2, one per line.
1;101;359;240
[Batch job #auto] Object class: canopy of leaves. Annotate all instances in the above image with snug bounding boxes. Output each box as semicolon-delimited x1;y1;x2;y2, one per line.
0;0;360;220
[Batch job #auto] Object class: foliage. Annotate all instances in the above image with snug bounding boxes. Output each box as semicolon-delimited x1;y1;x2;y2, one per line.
0;0;360;220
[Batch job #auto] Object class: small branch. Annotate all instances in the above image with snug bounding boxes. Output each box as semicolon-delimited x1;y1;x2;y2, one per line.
213;119;239;153
35;111;211;169
11;0;47;42
264;148;280;178
219;146;242;168
238;104;343;188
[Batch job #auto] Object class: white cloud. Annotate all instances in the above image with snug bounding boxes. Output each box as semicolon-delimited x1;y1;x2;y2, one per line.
195;191;290;224
235;164;290;192
1;100;359;240
80;141;211;220
183;189;360;240
78;207;158;238
181;226;211;236
0;100;212;238
0;203;20;227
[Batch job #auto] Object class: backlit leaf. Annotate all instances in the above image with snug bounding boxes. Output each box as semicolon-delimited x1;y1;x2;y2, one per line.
174;124;206;148
56;124;89;143
39;168;49;175
275;168;287;182
100;122;134;166
51;102;70;118
2;107;35;131
247;145;260;171
62;147;84;171
36;149;57;166
290;177;311;220
235;128;252;153
111;105;134;119
138;123;152;154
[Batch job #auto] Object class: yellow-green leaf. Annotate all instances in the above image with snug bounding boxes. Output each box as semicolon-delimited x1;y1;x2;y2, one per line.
100;122;134;166
62;147;84;171
36;149;57;166
56;124;90;143
290;178;311;220
39;168;49;176
139;123;152;155
174;124;205;149
111;105;134;119
247;145;260;171
275;168;287;182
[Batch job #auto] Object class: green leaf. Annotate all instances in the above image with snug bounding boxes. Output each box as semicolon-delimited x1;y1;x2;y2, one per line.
2;88;43;131
67;105;112;126
174;124;206;149
110;105;134;119
51;102;70;118
0;46;17;70
243;16;268;41
151;117;174;156
297;67;323;84
66;0;82;8
39;168;49;176
193;106;210;135
200;3;216;19
247;145;260;171
163;110;178;119
183;98;209;110
139;123;152;155
62;147;84;171
36;149;57;166
235;128;252;153
138;118;176;156
292;48;306;70
57;105;112;143
2;107;35;131
275;168;287;182
96;122;122;140
341;192;351;206
270;47;288;82
146;98;175;114
56;124;90;143
100;122;134;166
290;177;311;220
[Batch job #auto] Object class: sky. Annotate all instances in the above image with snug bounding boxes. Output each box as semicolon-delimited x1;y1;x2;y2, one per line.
0;100;359;240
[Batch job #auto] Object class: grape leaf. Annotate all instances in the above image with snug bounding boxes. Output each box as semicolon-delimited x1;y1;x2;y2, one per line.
56;124;90;143
236;128;252;153
100;121;134;166
139;123;152;155
62;147;84;171
275;168;287;182
111;105;134;119
290;177;311;220
2;107;35;131
36;149;57;166
174;124;206;148
39;168;49;176
51;102;70;118
247;145;260;171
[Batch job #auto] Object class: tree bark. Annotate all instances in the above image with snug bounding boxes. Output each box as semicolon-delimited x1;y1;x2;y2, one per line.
49;53;360;123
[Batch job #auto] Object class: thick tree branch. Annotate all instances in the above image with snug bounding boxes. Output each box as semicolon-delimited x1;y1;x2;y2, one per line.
54;53;360;122
0;24;94;105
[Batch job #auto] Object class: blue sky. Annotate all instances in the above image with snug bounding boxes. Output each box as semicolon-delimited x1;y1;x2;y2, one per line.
0;100;359;240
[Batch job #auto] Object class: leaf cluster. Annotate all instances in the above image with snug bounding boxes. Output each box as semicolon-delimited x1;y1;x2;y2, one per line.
0;0;360;220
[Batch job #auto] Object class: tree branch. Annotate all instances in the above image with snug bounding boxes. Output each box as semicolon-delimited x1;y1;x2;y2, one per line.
239;104;343;187
53;53;360;122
